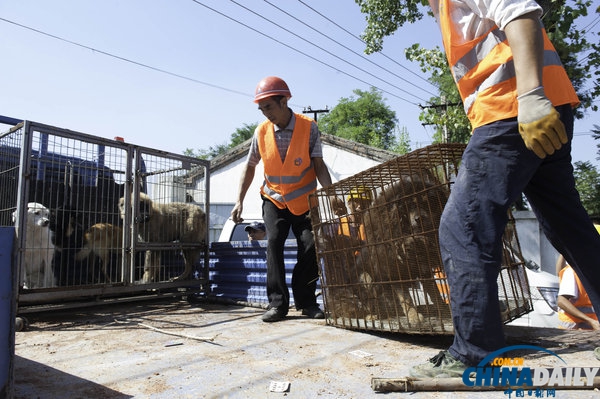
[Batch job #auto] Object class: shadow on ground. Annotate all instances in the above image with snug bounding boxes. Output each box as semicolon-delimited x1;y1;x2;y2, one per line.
14;356;132;399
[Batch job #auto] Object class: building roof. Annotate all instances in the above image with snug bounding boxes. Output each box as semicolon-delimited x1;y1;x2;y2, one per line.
208;133;399;172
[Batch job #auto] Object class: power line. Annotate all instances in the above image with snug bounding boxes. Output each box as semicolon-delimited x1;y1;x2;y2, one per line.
580;14;600;32
1;2;432;110
220;0;424;105
262;0;438;99
296;0;442;96
189;0;419;106
0;17;252;99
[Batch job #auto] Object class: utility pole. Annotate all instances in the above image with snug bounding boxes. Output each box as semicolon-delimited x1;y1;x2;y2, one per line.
302;106;329;122
419;99;460;143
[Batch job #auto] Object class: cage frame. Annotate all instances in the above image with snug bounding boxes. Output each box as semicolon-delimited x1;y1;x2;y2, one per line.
1;120;210;312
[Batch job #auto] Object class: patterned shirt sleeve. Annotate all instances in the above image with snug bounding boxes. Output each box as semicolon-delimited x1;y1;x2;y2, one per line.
246;126;261;167
310;120;323;159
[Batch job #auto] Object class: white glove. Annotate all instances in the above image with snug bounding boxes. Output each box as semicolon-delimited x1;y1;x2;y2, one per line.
517;87;567;159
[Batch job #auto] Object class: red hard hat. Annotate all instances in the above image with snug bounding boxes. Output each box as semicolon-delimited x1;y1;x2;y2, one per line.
254;76;292;103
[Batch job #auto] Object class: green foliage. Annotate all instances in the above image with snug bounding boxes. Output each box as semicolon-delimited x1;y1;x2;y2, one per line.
183;122;258;159
355;0;600;144
318;87;402;151
573;160;600;218
390;125;412;154
405;44;471;144
183;142;229;160
230;123;258;147
592;124;600;159
355;0;428;54
540;0;599;117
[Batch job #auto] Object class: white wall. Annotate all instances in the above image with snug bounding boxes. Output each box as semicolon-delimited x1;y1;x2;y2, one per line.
514;210;559;275
208;142;386;226
207;147;558;275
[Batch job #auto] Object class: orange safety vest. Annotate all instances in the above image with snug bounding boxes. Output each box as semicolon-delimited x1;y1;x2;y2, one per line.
558;265;598;328
434;0;579;129
258;113;317;215
337;216;366;257
337;216;366;242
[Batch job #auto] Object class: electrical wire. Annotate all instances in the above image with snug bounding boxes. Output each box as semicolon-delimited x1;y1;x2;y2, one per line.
228;0;427;103
190;0;420;105
296;0;443;95
0;16;252;99
262;0;438;98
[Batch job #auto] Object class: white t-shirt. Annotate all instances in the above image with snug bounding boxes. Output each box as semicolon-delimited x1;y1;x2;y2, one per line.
558;266;579;302
428;0;542;39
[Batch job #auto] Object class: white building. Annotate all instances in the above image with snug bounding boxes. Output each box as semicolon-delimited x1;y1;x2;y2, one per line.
197;134;559;273
204;133;398;242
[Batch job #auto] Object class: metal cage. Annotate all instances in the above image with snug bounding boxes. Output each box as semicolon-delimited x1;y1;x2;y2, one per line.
1;121;210;310
309;144;531;334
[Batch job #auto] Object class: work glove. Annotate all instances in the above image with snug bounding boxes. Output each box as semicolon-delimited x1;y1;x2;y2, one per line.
517;86;567;159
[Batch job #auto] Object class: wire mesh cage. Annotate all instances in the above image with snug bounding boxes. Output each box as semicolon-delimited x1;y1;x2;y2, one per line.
0;121;210;307
309;144;532;334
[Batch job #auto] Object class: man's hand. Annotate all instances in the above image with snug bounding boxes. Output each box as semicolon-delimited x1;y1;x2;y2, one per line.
517;87;567;159
230;203;243;224
330;197;347;217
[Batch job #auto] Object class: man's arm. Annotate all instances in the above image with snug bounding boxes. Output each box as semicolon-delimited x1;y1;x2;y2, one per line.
557;295;600;330
504;12;567;158
313;157;332;188
230;163;256;224
503;13;544;95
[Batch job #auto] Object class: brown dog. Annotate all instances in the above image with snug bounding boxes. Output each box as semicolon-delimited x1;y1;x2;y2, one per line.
360;173;451;327
75;223;123;283
118;192;206;283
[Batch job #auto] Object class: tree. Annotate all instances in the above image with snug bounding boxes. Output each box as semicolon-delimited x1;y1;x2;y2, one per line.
539;0;600;117
183;142;228;160
318;87;402;151
355;0;427;54
573;161;600;218
592;124;600;160
355;0;600;136
230;123;258;147
184;122;258;159
405;44;471;144
391;125;412;154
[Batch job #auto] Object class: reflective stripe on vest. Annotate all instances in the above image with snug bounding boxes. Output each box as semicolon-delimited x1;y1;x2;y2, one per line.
558;265;598;326
258;113;317;215
437;0;579;129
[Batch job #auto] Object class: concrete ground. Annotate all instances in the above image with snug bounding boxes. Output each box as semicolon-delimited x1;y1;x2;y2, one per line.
12;297;600;399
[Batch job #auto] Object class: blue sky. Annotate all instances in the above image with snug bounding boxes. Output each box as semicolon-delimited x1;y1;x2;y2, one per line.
1;0;598;167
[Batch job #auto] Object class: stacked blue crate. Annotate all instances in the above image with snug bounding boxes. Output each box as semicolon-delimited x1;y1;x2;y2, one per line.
208;239;322;307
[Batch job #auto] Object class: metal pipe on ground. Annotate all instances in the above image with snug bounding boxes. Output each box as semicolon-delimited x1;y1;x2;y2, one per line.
371;376;600;392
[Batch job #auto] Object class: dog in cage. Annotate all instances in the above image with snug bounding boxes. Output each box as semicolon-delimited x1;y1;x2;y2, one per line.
49;206;91;286
75;223;123;283
360;172;450;327
12;202;56;289
118;192;206;283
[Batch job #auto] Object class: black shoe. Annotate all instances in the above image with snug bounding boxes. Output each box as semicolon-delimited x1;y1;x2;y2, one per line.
301;305;325;319
409;351;468;378
261;307;287;322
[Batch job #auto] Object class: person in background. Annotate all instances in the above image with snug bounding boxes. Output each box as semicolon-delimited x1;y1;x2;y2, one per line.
245;221;267;241
557;254;599;330
230;76;333;323
337;186;372;244
410;0;600;378
556;223;600;330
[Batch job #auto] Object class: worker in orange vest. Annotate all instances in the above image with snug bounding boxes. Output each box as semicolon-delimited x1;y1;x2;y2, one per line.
557;254;599;330
231;76;333;323
556;224;600;330
337;186;371;244
410;0;600;379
